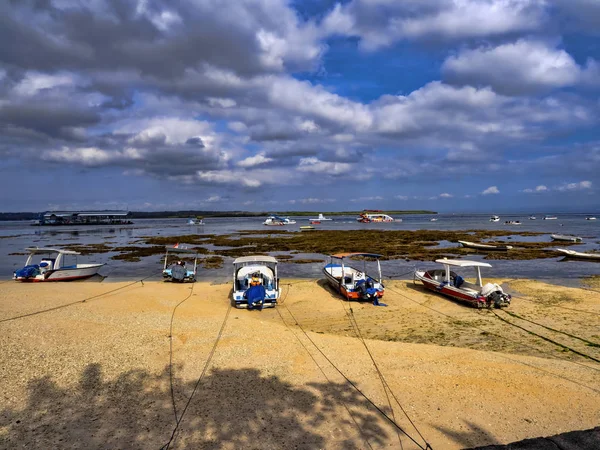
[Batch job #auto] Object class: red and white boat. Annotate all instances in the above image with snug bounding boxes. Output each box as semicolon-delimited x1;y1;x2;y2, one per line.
13;247;104;282
414;259;511;308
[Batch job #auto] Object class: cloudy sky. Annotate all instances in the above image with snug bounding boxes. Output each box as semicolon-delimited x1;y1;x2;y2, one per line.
1;0;599;212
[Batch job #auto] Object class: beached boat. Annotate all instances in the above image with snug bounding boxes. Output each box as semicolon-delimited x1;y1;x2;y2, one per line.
586;217;597;220
551;234;582;243
264;215;296;226
232;256;280;309
414;259;511;308
13;247;104;282
544;216;558;220
458;240;513;251
555;248;600;261
490;215;500;222
309;213;332;221
162;244;198;282
323;253;384;302
504;220;521;225
357;212;397;223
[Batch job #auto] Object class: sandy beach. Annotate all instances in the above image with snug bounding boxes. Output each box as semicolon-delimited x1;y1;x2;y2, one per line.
0;278;599;449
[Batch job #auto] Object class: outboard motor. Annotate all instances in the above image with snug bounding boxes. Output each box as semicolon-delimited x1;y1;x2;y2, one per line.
169;264;187;282
481;282;511;308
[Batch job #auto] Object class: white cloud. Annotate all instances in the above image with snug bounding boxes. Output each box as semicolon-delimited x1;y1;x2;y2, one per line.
351;196;384;202
482;186;500;195
237;153;274;168
556;180;592;192
523;185;548;193
394;195;409;200
439;192;453;198
297;157;354;175
289;198;335;204
13;72;76;96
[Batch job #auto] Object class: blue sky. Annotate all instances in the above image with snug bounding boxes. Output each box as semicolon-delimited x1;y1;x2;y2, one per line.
0;0;599;212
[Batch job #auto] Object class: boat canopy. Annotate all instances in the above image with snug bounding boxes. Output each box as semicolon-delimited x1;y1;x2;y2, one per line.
164;245;197;254
331;253;382;259
25;247;80;255
233;255;278;265
435;259;492;268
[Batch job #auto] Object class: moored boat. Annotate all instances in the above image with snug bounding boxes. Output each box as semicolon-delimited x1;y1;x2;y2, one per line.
300;225;315;231
529;216;536;220
162;244;198;282
232;256;280;309
458;240;513;251
188;217;204;225
309;213;332;221
551;234;582;243
490;215;500;222
357;212;396;223
544;216;558;220
13;247;104;282
555;248;600;260
504;220;521;225
586;216;597;220
414;259;511;308
264;215;296;226
323;253;385;303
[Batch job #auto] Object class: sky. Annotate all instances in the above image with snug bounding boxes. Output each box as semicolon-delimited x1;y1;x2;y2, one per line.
0;0;599;213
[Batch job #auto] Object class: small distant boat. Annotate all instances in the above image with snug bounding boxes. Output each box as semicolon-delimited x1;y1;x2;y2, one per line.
529;216;536;220
309;213;332;221
551;234;582;243
586;217;597;220
430;218;438;222
188;217;203;225
505;220;521;225
357;212;396;223
490;215;500;222
300;225;315;231
414;259;511;308
544;216;558;220
458;240;513;251
162;244;198;282
264;215;296;226
232;256;280;309
13;247;104;282
323;253;385;302
555;248;600;260
310;220;321;224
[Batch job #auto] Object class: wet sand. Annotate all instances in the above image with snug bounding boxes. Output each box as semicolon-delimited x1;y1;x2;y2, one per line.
0;279;598;449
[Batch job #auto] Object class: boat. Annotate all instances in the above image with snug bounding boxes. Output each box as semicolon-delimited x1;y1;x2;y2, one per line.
555;248;600;260
505;220;521;225
264;215;296;226
490;215;500;222
310;220;321;224
309;213;332;221
430;218;438;222
586;217;597;220
551;234;582;243
323;253;385;302
414;259;511;308
162;244;198;282
458;240;513;251
188;217;204;225
232;256;281;309
300;225;315;231
544;216;558;220
529;216;536;220
13;247;104;282
357;212;396;223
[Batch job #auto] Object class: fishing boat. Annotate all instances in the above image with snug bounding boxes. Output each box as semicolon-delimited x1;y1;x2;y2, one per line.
310;220;321;224
309;213;332;221
544;216;558;220
300;225;315;231
504;220;521;225
13;247;104;282
357;212;396;223
232;256;280;309
323;253;385;302
414;259;511;308
162;244;198;282
529;216;536;220
551;234;582;243
490;215;500;222
555;248;600;261
188;217;204;225
586;216;597;220
264;215;296;226
430;218;438;222
458;240;513;251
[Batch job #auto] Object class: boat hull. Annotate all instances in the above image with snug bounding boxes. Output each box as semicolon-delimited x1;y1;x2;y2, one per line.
458;240;512;251
555;249;600;261
14;264;104;282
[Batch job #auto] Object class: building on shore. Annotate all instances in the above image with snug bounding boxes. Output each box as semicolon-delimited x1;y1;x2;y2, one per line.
35;210;132;226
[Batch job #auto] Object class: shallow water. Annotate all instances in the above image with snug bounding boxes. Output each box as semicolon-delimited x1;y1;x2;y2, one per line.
1;213;599;283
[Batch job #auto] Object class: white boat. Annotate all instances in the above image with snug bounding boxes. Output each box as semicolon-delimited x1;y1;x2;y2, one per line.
544;216;558;220
309;213;332;221
490;215;500;222
505;220;521;225
555;248;600;261
323;253;385;302
188;218;204;225
264;215;296;226
357;212;397;223
232;256;281;309
551;234;582;243
529;216;536;220
162;244;198;282
458;240;513;251
430;218;438;222
13;247;104;282
586;217;597;220
414;259;511;308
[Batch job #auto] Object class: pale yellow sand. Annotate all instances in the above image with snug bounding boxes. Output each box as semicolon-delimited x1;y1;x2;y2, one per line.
0;279;598;449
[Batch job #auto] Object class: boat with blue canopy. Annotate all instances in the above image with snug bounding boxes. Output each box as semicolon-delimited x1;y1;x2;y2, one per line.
162;244;198;282
323;253;385;303
232;256;280;309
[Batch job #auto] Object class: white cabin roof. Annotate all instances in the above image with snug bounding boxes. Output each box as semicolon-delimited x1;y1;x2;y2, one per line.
25;247;80;255
165;245;197;254
233;255;278;264
435;259;492;268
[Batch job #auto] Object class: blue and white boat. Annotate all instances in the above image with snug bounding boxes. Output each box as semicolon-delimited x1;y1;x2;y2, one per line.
162;244;198;282
232;256;280;309
264;215;296;225
13;247;104;282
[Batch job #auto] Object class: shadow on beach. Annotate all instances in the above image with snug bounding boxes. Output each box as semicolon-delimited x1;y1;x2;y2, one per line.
1;363;391;449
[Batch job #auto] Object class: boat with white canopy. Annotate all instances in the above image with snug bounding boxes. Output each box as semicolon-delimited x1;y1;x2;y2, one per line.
309;213;332;221
232;256;280;309
13;247;104;282
414;259;511;308
162;244;198;282
264;215;296;226
323;253;385;302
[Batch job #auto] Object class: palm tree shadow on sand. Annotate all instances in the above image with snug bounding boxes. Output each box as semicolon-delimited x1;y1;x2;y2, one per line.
1;363;393;449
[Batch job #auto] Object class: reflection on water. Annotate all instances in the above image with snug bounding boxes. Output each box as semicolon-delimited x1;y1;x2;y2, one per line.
1;214;599;281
